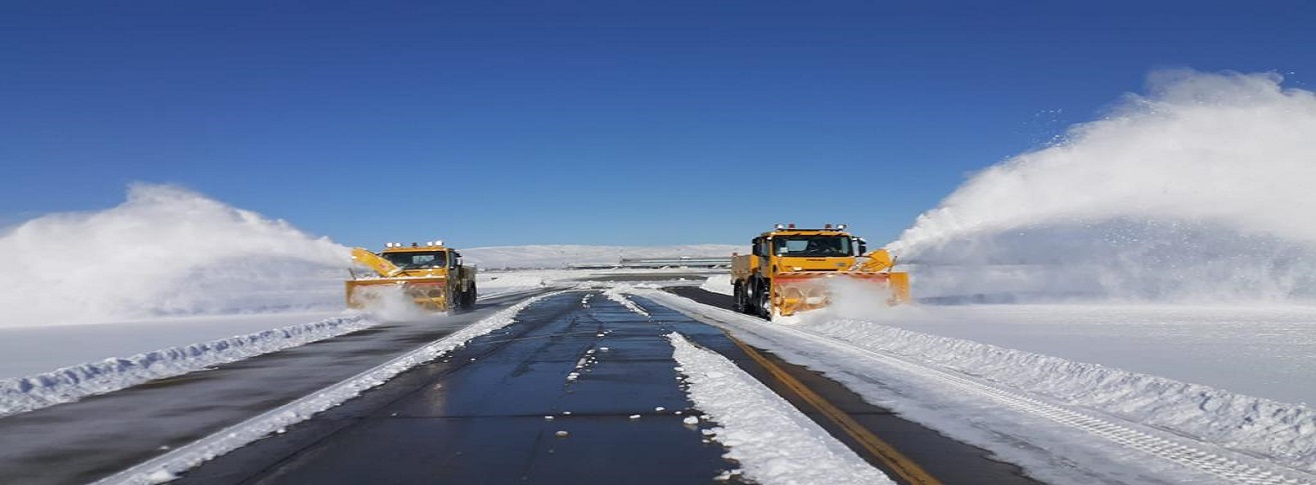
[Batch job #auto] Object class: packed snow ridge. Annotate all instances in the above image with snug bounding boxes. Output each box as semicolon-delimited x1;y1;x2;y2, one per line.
0;314;375;417
98;294;553;485
806;319;1316;473
668;332;894;485
603;285;652;317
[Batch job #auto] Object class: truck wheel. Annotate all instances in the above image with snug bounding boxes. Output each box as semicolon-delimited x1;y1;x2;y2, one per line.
732;283;746;313
461;283;477;310
448;287;461;312
754;281;772;319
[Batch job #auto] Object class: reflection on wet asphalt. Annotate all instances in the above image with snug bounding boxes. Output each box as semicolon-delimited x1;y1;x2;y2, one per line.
178;291;738;484
0;293;538;485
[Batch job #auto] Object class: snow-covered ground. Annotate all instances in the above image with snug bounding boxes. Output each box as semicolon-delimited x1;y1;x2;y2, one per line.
6;267;1316;484
699;280;1316;409
645;288;1316;483
857;304;1316;407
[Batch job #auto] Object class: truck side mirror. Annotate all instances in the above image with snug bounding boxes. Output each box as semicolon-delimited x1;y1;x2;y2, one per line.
856;240;868;255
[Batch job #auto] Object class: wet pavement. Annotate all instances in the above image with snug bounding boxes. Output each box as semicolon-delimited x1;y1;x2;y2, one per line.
179;291;738;484
2;285;1037;484
179;290;1036;485
0;292;543;485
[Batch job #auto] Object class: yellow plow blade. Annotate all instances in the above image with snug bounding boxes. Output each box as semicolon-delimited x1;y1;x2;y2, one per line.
345;276;452;311
771;271;910;317
351;247;405;278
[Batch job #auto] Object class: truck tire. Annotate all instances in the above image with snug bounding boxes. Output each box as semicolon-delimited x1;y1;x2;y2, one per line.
461;283;477;310
732;282;746;313
447;287;461;312
754;280;772;319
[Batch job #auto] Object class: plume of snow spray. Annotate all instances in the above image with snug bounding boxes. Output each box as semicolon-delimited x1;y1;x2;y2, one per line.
345;285;437;323
819;278;897;320
890;70;1316;303
0;184;352;326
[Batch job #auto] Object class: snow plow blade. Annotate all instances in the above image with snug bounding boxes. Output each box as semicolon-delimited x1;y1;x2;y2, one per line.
770;271;910;317
345;276;452;311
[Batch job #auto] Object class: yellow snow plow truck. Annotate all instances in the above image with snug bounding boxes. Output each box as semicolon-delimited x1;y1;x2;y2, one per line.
731;224;910;319
345;241;477;311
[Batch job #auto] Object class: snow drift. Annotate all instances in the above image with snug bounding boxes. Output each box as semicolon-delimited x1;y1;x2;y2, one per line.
0;314;374;417
0;184;350;327
890;70;1316;303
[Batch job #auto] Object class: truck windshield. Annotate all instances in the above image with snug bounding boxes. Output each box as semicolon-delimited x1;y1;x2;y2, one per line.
773;236;852;257
383;251;447;269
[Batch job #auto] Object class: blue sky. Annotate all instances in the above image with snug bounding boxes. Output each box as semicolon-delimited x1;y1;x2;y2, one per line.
3;1;1313;249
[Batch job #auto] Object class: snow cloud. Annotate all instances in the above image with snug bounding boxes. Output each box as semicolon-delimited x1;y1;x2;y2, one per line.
890;70;1316;302
0;184;351;327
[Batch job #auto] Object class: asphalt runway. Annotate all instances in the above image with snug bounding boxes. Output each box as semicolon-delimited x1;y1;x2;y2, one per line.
174;290;1036;484
177;291;738;484
0;292;542;485
1;283;1037;484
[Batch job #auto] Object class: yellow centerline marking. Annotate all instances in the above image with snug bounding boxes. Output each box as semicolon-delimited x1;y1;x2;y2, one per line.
727;336;942;485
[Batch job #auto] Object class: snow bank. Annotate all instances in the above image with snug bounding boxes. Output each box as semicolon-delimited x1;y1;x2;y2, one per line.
96;293;553;485
804;318;1316;474
0;314;374;417
699;274;732;296
891;70;1316;303
666;332;892;485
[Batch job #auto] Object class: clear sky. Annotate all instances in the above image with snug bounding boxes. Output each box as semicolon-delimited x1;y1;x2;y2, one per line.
3;1;1313;249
